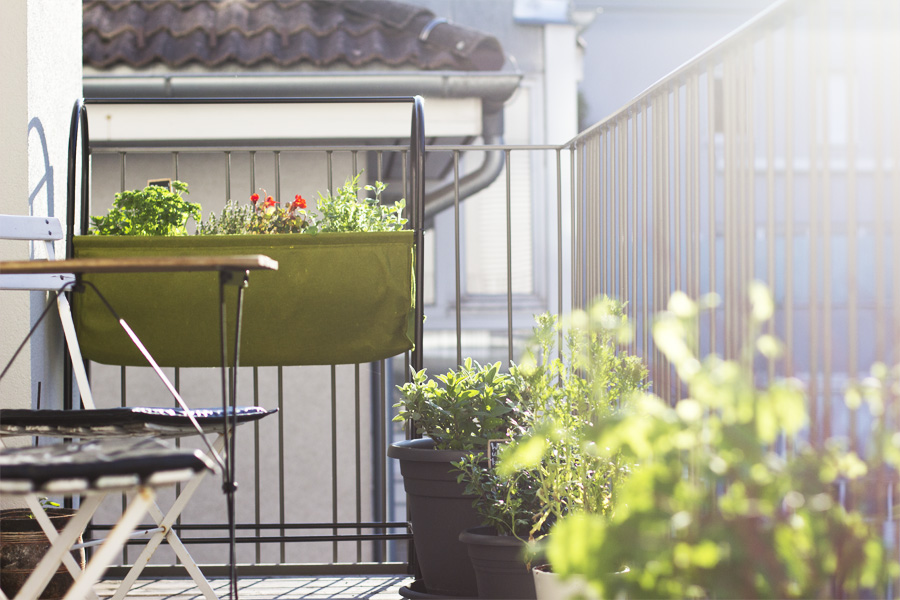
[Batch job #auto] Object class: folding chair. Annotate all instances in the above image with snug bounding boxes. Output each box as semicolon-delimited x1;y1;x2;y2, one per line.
0;214;277;599
0;437;216;600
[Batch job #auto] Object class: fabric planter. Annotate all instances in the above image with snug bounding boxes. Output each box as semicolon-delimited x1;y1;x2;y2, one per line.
72;231;415;367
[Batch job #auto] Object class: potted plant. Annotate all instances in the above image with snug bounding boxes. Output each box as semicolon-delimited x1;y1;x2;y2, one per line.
0;500;86;600
72;174;416;367
455;300;648;599
545;286;898;599
389;359;527;598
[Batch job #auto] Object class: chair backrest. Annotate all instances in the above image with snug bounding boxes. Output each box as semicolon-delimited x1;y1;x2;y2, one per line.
0;214;95;409
0;215;75;291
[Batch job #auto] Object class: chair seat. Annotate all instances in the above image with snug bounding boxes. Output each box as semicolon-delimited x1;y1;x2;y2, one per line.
0;438;216;494
0;406;277;438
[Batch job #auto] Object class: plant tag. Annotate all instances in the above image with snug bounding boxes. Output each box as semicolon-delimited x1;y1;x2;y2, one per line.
487;438;509;469
147;178;172;191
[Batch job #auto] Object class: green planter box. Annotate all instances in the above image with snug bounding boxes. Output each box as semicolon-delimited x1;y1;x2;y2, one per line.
72;232;415;367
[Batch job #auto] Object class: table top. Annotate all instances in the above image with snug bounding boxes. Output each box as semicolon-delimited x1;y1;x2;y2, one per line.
0;255;279;275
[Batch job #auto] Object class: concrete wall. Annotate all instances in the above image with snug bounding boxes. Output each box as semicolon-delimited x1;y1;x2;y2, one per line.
0;0;81;419
578;0;772;127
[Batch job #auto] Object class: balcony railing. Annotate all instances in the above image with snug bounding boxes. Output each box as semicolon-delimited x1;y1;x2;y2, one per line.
61;0;898;579
570;0;899;449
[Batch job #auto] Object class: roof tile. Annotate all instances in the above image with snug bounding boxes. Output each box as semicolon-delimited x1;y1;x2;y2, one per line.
83;0;506;71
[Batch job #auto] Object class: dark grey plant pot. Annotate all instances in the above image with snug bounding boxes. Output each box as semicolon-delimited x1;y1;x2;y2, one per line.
459;527;537;599
388;438;480;598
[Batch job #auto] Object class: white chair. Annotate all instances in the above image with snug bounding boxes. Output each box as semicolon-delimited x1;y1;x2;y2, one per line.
0;437;216;600
0;214;277;600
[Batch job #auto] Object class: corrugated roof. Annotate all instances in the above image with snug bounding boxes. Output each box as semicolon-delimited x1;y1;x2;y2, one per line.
83;0;507;71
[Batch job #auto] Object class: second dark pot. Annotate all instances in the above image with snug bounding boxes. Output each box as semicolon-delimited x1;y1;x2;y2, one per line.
459;526;537;599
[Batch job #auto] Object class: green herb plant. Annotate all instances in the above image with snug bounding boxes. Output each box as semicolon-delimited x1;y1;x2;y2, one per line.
90;181;201;236
315;174;406;233
27;497;61;519
546;285;898;599
394;358;526;452
200;173;406;235
456;299;648;542
197;200;255;235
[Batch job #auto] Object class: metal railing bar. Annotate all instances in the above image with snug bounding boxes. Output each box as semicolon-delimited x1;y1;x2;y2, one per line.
94;144;419;155
569;143;576;318
642;106;649;361
765;32;776;383
707;65;717;357
253;368;261;564
154;534;412;545
659;91;668;394
674;85;682;296
331;365;339;563
454;151;463;367
630;117;637;357
556;148;564;358
783;26;794;380
278;366;286;563
619;118;626;304
689;73;700;320
651;95;662;395
609;123;615;299
605;125;612;297
742;45;754;369
843;0;858;451
275;151;282;203
427;143;566;152
807;2;821;446
377;359;388;562
505;149;513;366
355;364;363;563
89;522;412;533
874;11;888;365
249;151;256;195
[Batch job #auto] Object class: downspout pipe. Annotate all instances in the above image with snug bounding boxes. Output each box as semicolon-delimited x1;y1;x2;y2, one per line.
423;106;505;224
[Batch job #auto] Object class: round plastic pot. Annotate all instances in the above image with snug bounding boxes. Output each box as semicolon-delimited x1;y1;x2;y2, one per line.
533;564;599;600
388;438;480;597
459;526;536;599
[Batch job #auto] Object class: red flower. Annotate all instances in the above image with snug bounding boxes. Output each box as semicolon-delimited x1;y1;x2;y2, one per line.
250;193;260;204
291;194;307;210
264;196;275;207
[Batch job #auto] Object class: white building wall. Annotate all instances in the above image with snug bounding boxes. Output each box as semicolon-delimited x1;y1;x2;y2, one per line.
0;0;82;416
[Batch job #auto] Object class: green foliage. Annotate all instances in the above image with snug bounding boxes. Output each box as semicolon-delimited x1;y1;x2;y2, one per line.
456;452;545;539
315;174;406;233
456;299;649;541
393;358;525;452
198;200;255;235
547;285;898;599
198;173;406;235
90;181;201;236
27;497;61;519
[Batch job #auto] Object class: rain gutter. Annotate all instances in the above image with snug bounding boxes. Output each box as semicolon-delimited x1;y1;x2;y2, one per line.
83;71;521;218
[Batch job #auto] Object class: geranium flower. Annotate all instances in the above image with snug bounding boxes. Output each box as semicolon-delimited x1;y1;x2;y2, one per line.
291;194;307;210
250;193;260;205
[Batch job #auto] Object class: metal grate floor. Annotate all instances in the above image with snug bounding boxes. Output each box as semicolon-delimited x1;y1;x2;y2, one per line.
94;576;414;599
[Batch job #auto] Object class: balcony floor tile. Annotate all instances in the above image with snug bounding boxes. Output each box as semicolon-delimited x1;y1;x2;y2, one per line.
94;576;414;599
